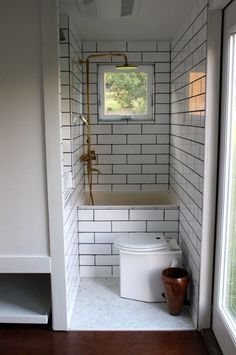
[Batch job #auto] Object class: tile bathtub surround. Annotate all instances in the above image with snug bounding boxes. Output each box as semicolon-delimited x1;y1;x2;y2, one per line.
77;206;179;277
82;40;170;192
59;15;85;318
170;0;207;327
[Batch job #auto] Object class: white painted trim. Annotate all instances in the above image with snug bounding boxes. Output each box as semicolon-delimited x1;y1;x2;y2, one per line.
212;2;236;351
67;278;80;329
209;0;231;10
213;308;236;354
198;9;222;330
40;0;68;330
0;256;51;273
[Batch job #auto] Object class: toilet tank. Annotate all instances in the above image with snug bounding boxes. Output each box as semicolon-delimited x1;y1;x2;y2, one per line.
119;238;182;303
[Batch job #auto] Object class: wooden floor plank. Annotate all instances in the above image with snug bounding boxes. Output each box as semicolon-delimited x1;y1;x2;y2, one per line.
0;326;209;355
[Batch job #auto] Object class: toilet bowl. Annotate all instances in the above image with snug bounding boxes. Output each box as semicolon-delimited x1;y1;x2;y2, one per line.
114;234;182;303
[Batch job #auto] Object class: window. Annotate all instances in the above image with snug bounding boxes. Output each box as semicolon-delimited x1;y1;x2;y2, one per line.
98;65;153;121
188;71;206;114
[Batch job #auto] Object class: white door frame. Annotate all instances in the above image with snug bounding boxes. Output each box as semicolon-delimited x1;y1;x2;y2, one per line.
198;8;222;330
212;1;236;352
39;0;233;333
41;0;68;330
198;0;233;331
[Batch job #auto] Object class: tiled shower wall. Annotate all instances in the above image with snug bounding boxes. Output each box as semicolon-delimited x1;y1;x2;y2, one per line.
82;40;170;192
170;0;207;327
59;15;84;317
78;207;179;276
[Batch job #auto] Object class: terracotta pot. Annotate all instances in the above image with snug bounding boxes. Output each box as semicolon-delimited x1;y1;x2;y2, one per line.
162;267;189;316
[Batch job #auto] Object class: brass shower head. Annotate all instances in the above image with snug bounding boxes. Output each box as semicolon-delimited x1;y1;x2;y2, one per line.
115;64;138;70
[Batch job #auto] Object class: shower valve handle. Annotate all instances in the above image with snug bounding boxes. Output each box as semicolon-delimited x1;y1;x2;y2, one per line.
80;153;90;162
80;150;97;162
90;150;97;160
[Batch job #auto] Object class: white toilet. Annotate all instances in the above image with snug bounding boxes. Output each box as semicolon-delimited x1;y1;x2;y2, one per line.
114;234;182;303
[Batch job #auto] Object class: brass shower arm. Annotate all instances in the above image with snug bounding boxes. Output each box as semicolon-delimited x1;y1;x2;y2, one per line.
79;52;128;66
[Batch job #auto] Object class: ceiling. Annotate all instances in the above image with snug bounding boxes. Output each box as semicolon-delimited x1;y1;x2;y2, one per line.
60;0;198;40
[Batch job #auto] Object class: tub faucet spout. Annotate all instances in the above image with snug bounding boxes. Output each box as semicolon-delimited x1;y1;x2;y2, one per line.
90;168;101;175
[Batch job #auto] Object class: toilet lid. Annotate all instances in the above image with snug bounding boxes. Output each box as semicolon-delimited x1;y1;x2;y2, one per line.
115;234;168;251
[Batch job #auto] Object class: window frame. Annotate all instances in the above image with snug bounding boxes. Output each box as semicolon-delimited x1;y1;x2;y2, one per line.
98;64;154;121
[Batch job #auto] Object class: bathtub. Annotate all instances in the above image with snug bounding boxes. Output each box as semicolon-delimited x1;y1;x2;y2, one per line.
85;191;174;206
78;191;179;277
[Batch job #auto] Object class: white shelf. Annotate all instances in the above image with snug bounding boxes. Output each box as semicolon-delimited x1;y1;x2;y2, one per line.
0;256;51;273
0;275;51;324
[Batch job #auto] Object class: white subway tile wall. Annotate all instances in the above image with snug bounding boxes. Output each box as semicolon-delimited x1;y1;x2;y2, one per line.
170;0;208;328
78;206;179;277
82;40;170;192
59;15;84;316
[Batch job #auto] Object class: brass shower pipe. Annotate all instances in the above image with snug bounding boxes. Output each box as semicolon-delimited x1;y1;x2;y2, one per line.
79;52;136;205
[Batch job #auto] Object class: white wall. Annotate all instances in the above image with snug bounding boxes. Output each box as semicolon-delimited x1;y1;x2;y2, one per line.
0;0;69;330
0;0;49;256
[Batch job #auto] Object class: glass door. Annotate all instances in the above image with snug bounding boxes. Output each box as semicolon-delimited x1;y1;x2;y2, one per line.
212;1;236;354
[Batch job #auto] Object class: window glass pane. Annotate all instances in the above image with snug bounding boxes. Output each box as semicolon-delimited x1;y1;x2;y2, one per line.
225;35;236;319
104;72;147;116
221;34;236;334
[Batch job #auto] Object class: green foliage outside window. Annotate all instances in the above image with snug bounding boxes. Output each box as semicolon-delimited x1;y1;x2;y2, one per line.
104;72;147;115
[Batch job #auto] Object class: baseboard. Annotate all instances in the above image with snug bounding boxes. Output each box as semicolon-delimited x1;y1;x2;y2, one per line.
201;329;223;355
